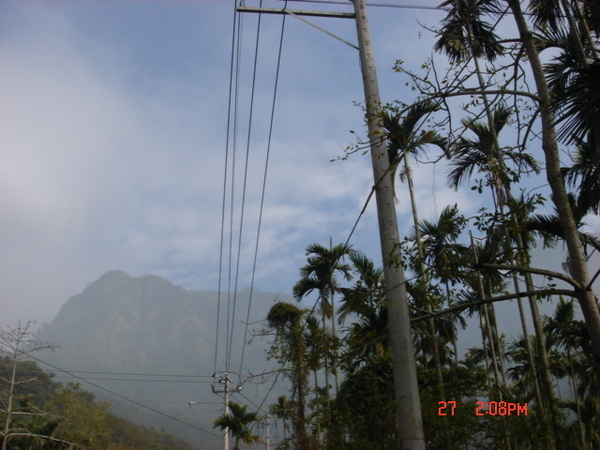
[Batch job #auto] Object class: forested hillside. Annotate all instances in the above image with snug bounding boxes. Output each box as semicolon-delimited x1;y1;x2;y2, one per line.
0;325;198;449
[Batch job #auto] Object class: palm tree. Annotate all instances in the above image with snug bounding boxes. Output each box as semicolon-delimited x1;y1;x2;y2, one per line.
383;100;448;258
302;314;327;443
293;242;353;323
338;251;385;324
383;100;451;412
543;298;589;448
293;241;353;397
531;1;600;145
525;192;600;259
447;104;539;207
434;0;505;63
507;0;600;362
435;7;552;413
383;100;447;224
562;132;600;215
416;204;468;365
213;402;260;450
446;100;562;438
266;302;311;449
338;251;389;372
435;7;560;436
270;396;292;448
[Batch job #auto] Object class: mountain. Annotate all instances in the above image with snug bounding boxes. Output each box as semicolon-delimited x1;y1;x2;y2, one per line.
35;270;290;449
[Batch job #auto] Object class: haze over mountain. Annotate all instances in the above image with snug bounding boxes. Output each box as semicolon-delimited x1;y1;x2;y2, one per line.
35;270;288;449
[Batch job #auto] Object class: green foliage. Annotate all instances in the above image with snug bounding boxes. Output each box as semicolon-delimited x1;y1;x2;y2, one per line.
335;357;396;449
106;414;197;450
266;302;312;449
213;402;259;450
418;364;491;449
43;382;111;447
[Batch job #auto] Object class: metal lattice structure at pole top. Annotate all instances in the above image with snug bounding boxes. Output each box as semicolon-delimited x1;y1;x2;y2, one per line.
211;372;242;395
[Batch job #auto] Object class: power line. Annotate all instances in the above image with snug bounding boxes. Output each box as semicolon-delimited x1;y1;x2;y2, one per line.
238;0;289;378
232;0;455;416
53;376;214;384
226;0;266;368
52;370;213;377
215;0;245;376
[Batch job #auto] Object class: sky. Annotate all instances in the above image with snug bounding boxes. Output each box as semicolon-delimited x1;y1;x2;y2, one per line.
1;0;598;339
0;0;459;328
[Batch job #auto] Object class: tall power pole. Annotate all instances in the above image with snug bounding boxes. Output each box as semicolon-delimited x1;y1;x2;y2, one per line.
352;1;425;448
236;2;425;448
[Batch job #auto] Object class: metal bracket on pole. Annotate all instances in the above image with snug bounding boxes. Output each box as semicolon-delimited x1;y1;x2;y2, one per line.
211;372;242;394
237;6;359;50
236;6;355;19
285;9;359;50
211;371;242;450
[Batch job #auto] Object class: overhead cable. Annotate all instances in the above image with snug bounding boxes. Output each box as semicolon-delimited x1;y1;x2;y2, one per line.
238;0;289;378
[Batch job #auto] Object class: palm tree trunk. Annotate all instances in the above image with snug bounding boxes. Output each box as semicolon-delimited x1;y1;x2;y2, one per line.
459;0;551;411
460;3;558;437
446;283;460;366
472;234;512;449
404;153;446;401
320;311;331;428
330;292;340;397
512;278;547;418
507;0;600;361
313;370;321;444
566;346;588;448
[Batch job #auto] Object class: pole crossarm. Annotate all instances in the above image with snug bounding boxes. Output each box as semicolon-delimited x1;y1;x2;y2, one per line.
285;9;359;50
236;6;355;19
237;6;359;50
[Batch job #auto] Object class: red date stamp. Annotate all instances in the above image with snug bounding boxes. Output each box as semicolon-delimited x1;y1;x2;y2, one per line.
438;401;528;416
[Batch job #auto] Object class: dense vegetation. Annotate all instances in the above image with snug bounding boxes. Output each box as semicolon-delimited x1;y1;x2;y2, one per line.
261;0;600;448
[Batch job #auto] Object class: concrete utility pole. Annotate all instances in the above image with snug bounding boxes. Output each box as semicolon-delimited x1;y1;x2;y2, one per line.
352;1;425;448
212;369;242;450
264;413;273;450
236;2;426;448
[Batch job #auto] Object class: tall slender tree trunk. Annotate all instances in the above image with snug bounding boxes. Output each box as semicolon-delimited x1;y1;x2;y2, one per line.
329;291;340;397
472;235;512;449
1;351;19;450
313;370;321;444
507;0;600;360
457;1;553;421
460;3;561;441
320;311;331;429
404;153;446;401
566;346;588;448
